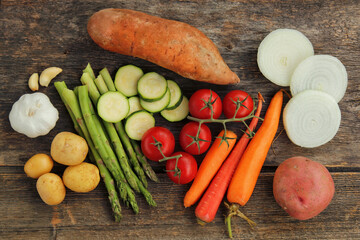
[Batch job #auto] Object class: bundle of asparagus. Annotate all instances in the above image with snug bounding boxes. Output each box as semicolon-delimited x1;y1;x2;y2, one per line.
54;63;158;222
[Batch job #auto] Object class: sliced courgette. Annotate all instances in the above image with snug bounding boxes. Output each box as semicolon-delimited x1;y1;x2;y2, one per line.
126;96;144;118
114;65;144;97
137;72;167;101
166;80;183;110
125;110;155;140
97;91;129;123
160;96;189;122
140;88;171;113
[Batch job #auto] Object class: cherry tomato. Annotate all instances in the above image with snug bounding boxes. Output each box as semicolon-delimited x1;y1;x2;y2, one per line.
179;122;212;155
189;89;222;119
166;152;197;184
222;90;254;119
141;127;175;162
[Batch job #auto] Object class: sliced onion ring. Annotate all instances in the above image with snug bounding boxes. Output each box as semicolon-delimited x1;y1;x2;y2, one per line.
283;90;341;148
257;29;314;87
290;55;348;103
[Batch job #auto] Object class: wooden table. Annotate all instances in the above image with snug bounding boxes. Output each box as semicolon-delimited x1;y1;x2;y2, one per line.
1;1;359;239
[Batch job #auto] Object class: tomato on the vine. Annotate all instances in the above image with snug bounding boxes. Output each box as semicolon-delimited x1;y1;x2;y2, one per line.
166;152;197;184
179;122;212;155
189;89;222;119
141;126;175;162
222;90;254;119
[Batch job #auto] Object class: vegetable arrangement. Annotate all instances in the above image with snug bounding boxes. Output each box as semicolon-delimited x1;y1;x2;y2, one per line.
8;7;347;237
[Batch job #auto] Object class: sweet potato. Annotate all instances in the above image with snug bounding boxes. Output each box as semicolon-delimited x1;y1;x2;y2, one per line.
273;156;335;220
87;8;240;85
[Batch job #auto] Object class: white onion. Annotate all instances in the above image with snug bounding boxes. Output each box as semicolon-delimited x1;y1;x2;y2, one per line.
257;29;314;86
283;90;341;148
290;55;348;103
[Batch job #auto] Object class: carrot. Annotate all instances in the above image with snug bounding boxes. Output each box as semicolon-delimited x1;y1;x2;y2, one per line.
184;130;237;208
87;9;240;85
195;93;264;224
227;90;284;206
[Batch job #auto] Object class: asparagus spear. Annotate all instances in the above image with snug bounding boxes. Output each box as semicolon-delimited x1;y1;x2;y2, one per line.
54;81;122;221
114;121;150;186
130;139;159;183
99;67;117;91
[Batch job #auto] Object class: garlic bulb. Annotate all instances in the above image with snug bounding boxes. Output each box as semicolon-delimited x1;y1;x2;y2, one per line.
9;93;59;138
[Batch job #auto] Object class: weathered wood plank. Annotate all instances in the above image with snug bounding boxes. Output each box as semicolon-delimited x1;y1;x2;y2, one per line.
0;169;359;239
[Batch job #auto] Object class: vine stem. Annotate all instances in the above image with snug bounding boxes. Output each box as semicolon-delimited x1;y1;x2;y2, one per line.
151;137;184;183
187;95;263;148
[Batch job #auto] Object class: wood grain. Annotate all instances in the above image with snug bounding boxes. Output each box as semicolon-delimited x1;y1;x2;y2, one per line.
0;0;359;239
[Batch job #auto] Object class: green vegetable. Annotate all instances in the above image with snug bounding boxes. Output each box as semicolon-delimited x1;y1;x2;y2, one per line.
137;72;167;101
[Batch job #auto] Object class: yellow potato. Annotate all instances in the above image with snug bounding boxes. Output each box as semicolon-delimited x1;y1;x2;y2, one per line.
36;173;66;205
51;131;88;165
24;153;53;179
63;162;100;193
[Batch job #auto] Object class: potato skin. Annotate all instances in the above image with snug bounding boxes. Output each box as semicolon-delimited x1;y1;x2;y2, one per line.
273;156;334;220
87;8;240;85
24;153;53;179
51;132;88;166
36;173;66;205
62;162;100;193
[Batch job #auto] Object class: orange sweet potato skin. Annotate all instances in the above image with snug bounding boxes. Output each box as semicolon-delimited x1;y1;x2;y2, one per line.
87;8;240;85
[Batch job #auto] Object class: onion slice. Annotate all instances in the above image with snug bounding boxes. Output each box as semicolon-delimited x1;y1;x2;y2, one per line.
257;29;314;86
290;55;347;103
283;90;341;148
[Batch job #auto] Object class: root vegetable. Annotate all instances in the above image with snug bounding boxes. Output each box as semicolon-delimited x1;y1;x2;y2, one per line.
24;153;53;179
227;90;283;206
273;156;335;220
28;73;39;91
63;162;100;193
36;173;66;205
283;90;341;148
257;29;314;86
50;132;89;165
290;55;348;103
39;67;62;87
87;8;239;85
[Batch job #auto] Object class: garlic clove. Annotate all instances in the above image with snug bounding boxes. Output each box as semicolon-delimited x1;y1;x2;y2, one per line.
28;73;39;91
39;67;63;87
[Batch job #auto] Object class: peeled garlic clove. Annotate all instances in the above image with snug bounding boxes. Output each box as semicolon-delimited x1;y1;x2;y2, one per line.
28;73;39;91
39;67;63;87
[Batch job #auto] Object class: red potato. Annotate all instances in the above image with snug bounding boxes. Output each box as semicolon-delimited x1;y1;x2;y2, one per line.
87;8;240;85
273;156;335;220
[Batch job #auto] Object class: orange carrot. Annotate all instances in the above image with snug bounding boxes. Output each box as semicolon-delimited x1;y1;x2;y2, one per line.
195;93;264;224
184;130;237;208
227;90;283;206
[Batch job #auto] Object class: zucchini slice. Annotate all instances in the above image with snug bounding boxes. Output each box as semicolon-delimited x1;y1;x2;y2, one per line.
140;88;171;113
137;72;167;101
125;110;155;140
126;96;144;118
97;91;129;123
160;96;189;122
166;80;183;110
114;65;144;97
